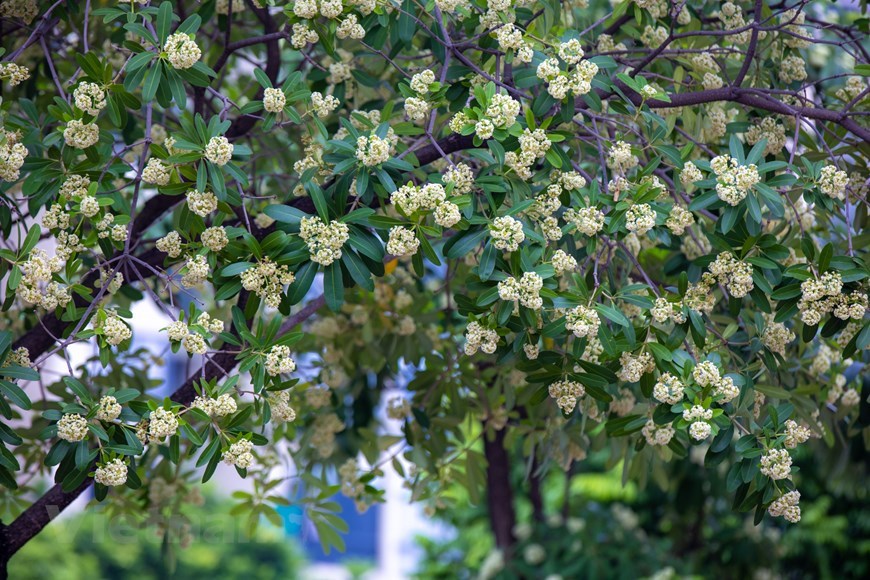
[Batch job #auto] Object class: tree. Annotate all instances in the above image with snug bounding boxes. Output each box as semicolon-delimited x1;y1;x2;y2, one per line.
0;0;868;576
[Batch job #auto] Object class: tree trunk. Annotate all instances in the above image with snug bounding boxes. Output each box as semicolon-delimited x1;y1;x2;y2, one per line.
483;426;516;551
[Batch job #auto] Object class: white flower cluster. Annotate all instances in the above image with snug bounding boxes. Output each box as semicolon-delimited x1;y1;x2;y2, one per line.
640;25;668;48
156;231;183;258
205;136;233;166
142;158;171;185
148;407;179;441
311;92;340;118
57;413;89;442
186;189;218;217
222;439;254;468
489;216;525;252
779;55;807;84
650;297;687;324
17;249;72;310
63;120;99;149
265;345;296;376
201;226;229;252
97;396;122;422
494;23;533;63
164;32;201;69
355;130;397;166
760;448;792;480
680;162;703;188
497;272;544;310
311;413;344;457
291;22;320;49
745;117;786;156
474;93;521;140
548;379;585;413
240;258;295;307
535;40;598;100
464;321;498;355
564;206;604;237
617;351;655;383
642;419;675;446
3;346;31;368
606;141;638;173
710;155;760;206
404;97;430;123
300;216;350;265
0;128;28;181
762;319;795;356
0;62;30;86
410;70;435;94
505;128;551;181
768;490;801;523
267;389;297;423
263;87;287;113
708;251;754;298
798;271;866;325
523;343;539;360
94;458;128;487
565;305;600;338
386;226;420;257
336;14;366;39
73;82;106;116
193;393;237;417
443;163;474;195
818;165;848;200
653;373;684;405
181;255;209;288
665;206;694;236
682;405;713;440
626;203;656;235
551;249;577;276
95;309;132;346
783;419;811;449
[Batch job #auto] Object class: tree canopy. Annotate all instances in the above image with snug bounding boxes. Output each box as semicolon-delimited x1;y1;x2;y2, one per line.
0;0;868;573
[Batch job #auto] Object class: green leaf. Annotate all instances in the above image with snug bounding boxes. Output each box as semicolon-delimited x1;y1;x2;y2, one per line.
324;262;344;312
340;250;374;291
595;303;630;327
0;380;31;410
157;1;173;44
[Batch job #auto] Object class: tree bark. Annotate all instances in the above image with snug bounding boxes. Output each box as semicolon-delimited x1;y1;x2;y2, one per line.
483;426;516;552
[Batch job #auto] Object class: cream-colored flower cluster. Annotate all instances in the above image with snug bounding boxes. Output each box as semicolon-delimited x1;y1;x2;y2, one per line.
443;162;474;195
565;305;600;338
665;206;694;236
564;206;604;237
95;458;128;486
263;87;287;113
73;82;106;116
818;165;848;200
300;216;350;265
642;419;675;446
607;141;638;173
63;120;99;149
201;226;228;252
708;251;754;298
798;271;866;325
269;390;297;423
186;189;218;217
783;419;811;449
94;309;133;346
762;318;795;356
355;130;397;166
222;439;254;468
181;254;209;288
617;351;655;383
548;379;585;413
551;249;577;276
241;258;295;307
0;128;28;181
464;321;498;355
311;92;340;118
489;216;525;252
640;25;668;48
265;345;297;376
779;55;807;84
148;407;179;441
17;249;72;310
745;117;786;156
497;272;544;310
535;40;598;100
683;405;713;440
311;412;344;457
58;413;89;442
760;448;792;480
653;373;684;405
193;393;237;417
651;297;687;324
386;226;420;256
494;23;533;63
0;62;30;86
710;155;760;206
142;158;171;185
625;203;656;235
97;396;122;422
204;136;234;166
164;32;201;69
768;490;801;523
156;231;184;258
